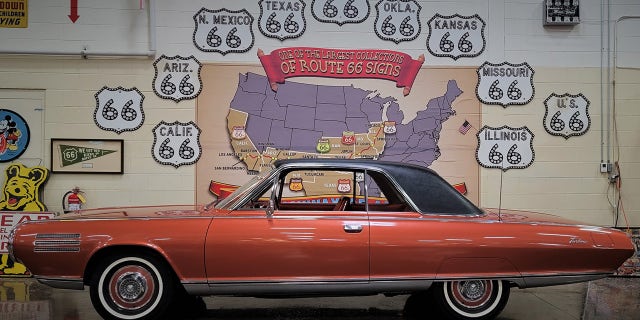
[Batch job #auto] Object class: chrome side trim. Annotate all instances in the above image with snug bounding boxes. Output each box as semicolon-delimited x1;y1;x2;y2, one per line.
519;273;610;288
36;277;85;290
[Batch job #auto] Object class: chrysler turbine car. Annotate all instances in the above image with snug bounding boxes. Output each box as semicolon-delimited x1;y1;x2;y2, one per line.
9;159;635;320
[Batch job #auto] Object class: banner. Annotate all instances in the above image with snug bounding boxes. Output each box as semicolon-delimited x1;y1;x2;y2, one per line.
258;47;424;95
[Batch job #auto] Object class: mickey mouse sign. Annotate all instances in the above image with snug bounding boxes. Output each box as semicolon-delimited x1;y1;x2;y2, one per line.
94;87;145;134
0;109;29;163
152;55;202;102
152;121;202;168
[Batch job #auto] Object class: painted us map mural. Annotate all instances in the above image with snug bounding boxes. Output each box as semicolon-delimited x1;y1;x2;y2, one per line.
195;64;480;204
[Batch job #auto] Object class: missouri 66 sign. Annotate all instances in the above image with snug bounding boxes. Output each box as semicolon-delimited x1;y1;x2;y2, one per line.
152;55;202;102
476;61;535;107
543;93;590;139
193;8;254;55
94;87;144;134
152;121;202;168
427;13;486;60
476;125;535;170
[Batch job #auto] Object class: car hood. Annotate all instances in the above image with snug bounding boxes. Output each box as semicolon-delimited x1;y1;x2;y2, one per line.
55;205;209;219
483;208;595;226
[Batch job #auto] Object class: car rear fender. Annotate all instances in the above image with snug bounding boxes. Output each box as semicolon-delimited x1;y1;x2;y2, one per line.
436;257;522;280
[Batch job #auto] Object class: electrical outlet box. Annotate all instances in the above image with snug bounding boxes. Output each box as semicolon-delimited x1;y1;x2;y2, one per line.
600;162;611;173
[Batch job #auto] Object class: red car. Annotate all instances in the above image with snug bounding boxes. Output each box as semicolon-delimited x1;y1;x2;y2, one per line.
9;159;635;320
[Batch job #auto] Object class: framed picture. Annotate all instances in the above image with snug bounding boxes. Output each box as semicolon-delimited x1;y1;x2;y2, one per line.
51;139;124;174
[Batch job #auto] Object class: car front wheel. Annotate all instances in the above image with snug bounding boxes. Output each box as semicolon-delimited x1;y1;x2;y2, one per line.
430;279;510;320
89;254;175;320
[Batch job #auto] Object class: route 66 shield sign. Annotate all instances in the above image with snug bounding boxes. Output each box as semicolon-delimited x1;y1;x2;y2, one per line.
337;179;352;193
311;0;370;26
193;8;255;55
543;93;590;139
94;87;144;134
427;13;486;60
476;61;535;107
152;121;202;168
476;125;535;170
259;0;306;40
152;55;202;102
374;0;421;44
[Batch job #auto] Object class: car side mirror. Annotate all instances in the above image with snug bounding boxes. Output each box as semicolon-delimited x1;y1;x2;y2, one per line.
265;199;275;217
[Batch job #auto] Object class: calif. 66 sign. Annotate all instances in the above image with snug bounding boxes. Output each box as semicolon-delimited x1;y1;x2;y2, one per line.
476;125;535;170
152;121;202;168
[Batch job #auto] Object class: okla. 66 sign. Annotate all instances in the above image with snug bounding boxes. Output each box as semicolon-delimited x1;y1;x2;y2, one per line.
152;121;202;168
476;125;535;170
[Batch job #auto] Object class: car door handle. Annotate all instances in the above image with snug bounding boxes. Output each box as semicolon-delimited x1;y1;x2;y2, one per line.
343;224;363;233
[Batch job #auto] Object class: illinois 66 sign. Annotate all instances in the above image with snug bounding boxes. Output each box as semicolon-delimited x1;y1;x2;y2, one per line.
152;121;202;168
476;125;535;170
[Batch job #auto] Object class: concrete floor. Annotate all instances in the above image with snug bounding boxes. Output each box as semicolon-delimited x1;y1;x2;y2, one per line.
0;277;638;320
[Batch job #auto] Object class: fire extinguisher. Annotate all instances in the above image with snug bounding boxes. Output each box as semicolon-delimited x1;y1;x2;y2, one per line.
62;187;86;213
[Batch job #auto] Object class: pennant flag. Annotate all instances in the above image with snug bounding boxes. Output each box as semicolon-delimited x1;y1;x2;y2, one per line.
59;145;116;167
459;120;472;135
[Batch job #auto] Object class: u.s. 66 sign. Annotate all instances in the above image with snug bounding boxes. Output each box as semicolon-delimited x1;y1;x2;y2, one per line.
543;93;590;139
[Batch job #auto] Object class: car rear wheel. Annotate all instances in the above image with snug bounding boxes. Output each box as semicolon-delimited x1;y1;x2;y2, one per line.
89;254;175;320
430;280;510;320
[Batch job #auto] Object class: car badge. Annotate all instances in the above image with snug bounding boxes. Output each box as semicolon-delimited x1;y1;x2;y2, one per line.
383;121;397;134
316;139;331;153
341;131;355;145
476;61;535;107
152;55;202;102
543;93;591;139
258;0;306;40
152;121;202;168
193;8;255;55
94;87;144;134
337;179;352;193
476;125;535;170
289;177;304;192
374;0;421;44
311;0;371;26
426;13;486;60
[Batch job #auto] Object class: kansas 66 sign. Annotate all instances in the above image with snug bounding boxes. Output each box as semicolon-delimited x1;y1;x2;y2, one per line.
543;93;590;139
427;13;486;60
153;55;202;102
152;121;202;168
476;125;535;170
94;87;144;134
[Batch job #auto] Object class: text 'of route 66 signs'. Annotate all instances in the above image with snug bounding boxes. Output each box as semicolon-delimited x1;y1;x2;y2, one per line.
476;126;535;170
427;13;486;60
193;8;255;55
259;0;306;40
543;93;591;139
152;55;202;102
94;87;145;134
152;121;202;168
476;61;535;107
311;0;371;26
374;0;421;44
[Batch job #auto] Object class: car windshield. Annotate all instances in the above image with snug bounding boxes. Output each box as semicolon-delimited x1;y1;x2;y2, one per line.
212;168;274;209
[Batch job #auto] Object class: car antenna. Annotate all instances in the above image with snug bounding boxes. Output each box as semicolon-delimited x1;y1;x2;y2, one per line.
498;168;504;222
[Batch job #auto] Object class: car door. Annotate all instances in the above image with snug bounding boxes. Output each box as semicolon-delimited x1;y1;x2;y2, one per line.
205;168;369;284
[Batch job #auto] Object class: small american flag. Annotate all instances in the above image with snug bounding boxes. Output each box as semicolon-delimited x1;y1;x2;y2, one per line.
459;120;472;134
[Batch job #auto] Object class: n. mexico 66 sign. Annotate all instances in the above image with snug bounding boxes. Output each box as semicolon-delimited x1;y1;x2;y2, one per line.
543;93;590;139
476;61;535;107
476;126;535;170
374;0;421;44
152;121;201;168
153;55;202;102
193;8;255;55
259;0;306;40
94;87;144;134
427;13;486;60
